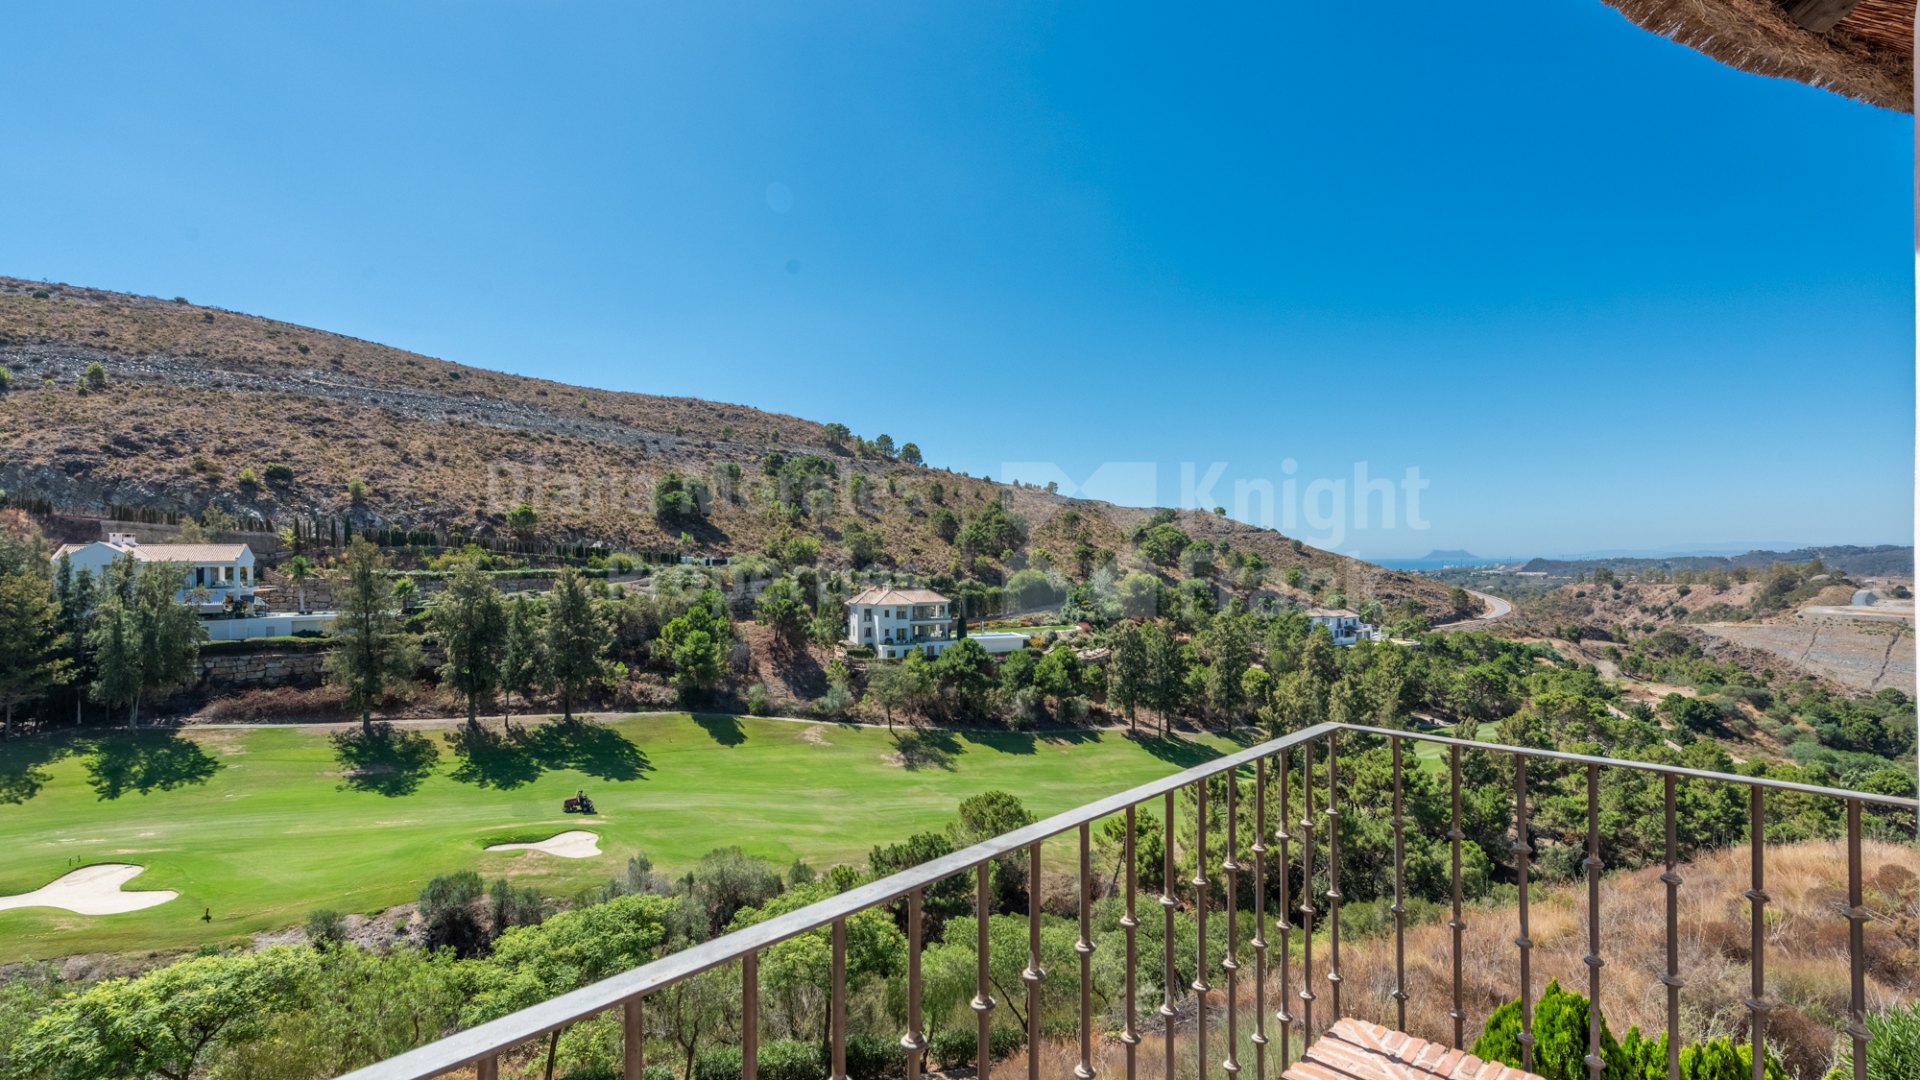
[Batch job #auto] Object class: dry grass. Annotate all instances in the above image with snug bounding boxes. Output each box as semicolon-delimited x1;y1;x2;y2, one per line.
1004;840;1919;1080
0;277;1450;613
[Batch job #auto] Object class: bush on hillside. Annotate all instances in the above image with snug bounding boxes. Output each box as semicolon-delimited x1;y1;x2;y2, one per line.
844;1035;893;1080
1827;998;1920;1080
926;1027;1024;1070
305;908;347;948
694;1040;825;1080
1474;981;1786;1080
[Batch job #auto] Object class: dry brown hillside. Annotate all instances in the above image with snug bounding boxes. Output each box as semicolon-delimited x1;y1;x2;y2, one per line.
0;276;1449;610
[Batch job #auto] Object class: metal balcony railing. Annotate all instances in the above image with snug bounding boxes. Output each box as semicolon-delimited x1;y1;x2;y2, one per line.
335;722;1919;1080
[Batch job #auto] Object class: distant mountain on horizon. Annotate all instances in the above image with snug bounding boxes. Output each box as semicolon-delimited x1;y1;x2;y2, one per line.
1376;549;1509;571
1516;544;1913;578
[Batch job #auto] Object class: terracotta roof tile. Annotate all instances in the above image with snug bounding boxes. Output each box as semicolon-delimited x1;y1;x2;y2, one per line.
1283;1018;1546;1080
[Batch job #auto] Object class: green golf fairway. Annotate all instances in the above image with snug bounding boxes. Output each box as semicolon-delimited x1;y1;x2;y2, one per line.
0;714;1235;962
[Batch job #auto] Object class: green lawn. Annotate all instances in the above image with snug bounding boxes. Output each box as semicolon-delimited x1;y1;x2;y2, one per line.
0;714;1236;962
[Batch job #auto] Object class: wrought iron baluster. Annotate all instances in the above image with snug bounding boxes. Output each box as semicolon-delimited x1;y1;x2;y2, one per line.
1582;764;1604;1080
1193;780;1211;1080
1276;748;1293;1071
1076;823;1096;1080
1252;758;1270;1080
1299;739;1316;1048
1224;767;1242;1078
1391;737;1408;1035
1660;775;1682;1080
1746;787;1768;1080
1325;733;1343;1022
1122;805;1141;1080
623;997;644;1080
902;891;925;1080
974;863;995;1080
1025;841;1044;1080
1514;756;1534;1074
1448;744;1466;1049
832;918;849;1080
744;952;760;1080
1162;792;1178;1080
1846;800;1869;1080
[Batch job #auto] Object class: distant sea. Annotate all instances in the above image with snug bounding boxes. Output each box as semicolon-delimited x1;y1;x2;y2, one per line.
1375;556;1509;571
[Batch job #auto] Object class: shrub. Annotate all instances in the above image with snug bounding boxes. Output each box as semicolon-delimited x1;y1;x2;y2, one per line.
844;1035;893;1080
1473;980;1633;1080
694;1045;745;1080
238;467;259;487
305;908;347;947
1475;981;1786;1080
81;362;108;390
348;477;370;503
0;367;11;392
506;501;539;539
1828;998;1920;1080
418;870;487;957
991;1027;1024;1061
565;1067;671;1080
264;462;295;484
695;1040;825;1080
745;683;769;716
759;1040;826;1080
928;1030;973;1069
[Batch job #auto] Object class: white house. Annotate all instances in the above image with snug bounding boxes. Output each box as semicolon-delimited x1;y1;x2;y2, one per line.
1307;607;1377;647
846;587;957;659
843;588;1033;660
52;534;263;615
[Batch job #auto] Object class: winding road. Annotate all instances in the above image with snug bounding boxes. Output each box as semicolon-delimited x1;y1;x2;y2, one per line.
1438;587;1514;631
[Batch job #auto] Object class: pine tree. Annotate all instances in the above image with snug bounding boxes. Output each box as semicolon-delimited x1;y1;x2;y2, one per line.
543;567;611;720
1105;620;1150;733
324;538;417;733
500;595;546;728
430;561;507;729
52;556;97;726
0;570;69;738
85;558;204;727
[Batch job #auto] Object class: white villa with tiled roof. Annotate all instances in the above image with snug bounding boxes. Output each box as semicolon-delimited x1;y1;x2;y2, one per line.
1307;606;1377;646
845;586;1028;660
845;587;956;659
50;533;336;641
53;534;262;613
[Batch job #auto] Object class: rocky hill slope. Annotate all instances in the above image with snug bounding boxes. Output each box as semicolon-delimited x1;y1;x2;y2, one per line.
0;277;1453;612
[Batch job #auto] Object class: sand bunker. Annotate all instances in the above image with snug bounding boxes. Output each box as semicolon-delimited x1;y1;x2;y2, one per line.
485;830;601;859
0;864;178;915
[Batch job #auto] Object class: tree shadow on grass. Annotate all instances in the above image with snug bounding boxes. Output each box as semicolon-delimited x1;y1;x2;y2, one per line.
0;735;79;805
692;713;746;747
330;723;441;796
84;731;223;800
525;716;652;782
1126;731;1225;769
1036;727;1101;748
956;728;1037;755
890;728;960;771
448;723;543;790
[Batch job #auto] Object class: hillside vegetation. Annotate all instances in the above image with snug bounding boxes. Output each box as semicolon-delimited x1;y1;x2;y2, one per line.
0;277;1446;614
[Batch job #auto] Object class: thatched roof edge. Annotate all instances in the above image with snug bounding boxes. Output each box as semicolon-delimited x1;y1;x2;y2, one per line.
1599;0;1913;112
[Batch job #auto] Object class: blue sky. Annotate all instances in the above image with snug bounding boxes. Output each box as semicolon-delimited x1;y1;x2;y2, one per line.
5;2;1911;559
